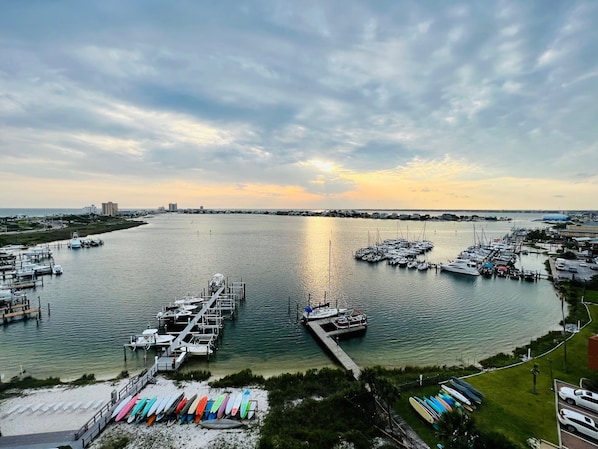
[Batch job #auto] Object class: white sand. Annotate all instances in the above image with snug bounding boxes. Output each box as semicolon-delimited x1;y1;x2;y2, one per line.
0;377;269;449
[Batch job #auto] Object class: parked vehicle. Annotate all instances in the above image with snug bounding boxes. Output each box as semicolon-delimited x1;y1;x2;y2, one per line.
559;387;598;413
558;408;598;440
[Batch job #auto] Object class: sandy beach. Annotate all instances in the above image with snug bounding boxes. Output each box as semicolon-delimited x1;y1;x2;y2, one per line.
0;376;268;448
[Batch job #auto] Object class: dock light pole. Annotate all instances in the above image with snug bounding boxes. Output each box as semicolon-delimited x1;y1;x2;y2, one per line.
548;358;554;391
531;363;540;394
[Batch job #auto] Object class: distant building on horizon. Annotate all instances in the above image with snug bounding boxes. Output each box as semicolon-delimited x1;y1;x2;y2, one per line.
102;202;118;216
83;204;98;214
168;203;178;212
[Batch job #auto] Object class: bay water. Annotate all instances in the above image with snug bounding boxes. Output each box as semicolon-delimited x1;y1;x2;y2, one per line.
0;212;563;381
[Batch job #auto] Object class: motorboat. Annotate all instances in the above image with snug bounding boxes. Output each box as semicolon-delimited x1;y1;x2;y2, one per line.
209;273;225;293
129;328;175;349
69;232;82;249
52;264;63;275
417;261;429;271
334;308;368;329
440;259;480;276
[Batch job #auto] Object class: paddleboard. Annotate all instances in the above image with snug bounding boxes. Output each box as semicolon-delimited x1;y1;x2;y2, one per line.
434;395;453;412
146;414;157;427
217;395;230;419
187;395;202;416
247;400;257;419
451;376;484;398
127;397;148;423
174;397;188;414
138;397;157;422
409;397;436;425
147;396;164;418
210;394;225;416
441;385;473;408
204;399;214;420
194;396;208;423
240;390;251;419
415;397;439;420
116;394;139;422
225;393;235;416
230;392;243;417
448;379;482;404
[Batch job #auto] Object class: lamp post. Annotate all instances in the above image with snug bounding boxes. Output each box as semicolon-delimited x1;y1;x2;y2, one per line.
548;358;554;391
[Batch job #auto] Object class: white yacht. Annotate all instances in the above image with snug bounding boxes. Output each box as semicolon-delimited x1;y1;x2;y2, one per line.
209;273;225;292
440;259;480;276
69;232;82;249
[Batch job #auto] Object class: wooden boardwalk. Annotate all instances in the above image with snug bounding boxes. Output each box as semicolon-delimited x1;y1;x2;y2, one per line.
305;320;361;379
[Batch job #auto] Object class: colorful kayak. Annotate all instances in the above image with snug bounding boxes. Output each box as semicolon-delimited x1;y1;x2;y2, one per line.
115;394;139;422
174;397;188;415
138;396;158;422
204;399;214;420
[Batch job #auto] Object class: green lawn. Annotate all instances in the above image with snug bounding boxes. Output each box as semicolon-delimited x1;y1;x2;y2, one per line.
397;302;598;448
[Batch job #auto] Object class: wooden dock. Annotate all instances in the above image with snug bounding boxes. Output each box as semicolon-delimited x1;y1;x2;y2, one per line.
305;319;362;379
0;296;40;325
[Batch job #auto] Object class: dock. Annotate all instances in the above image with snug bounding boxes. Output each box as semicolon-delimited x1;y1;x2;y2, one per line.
304;319;362;379
0;294;40;325
123;275;246;371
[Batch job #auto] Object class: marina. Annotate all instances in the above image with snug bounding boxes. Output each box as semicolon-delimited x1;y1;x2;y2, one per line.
0;212;566;381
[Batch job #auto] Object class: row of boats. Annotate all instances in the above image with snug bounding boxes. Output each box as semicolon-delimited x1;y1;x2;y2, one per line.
409;377;485;427
355;237;434;265
301;304;368;330
67;232;104;249
112;389;256;428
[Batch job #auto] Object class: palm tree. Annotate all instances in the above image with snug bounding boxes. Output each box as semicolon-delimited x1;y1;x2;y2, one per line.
436;408;477;449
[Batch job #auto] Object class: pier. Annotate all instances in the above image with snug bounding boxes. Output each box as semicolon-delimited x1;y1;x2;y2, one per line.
304;319;363;379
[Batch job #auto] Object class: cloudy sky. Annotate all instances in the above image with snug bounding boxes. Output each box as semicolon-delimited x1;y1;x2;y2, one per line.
1;1;596;210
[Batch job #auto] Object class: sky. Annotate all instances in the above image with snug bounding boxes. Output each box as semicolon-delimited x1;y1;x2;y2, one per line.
1;1;597;211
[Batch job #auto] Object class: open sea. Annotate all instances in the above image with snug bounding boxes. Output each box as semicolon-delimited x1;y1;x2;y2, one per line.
0;211;564;381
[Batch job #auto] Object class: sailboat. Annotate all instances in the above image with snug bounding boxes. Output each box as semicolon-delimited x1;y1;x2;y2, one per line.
302;241;346;322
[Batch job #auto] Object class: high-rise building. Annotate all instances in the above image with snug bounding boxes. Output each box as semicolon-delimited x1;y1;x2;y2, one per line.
168;203;178;212
102;202;118;216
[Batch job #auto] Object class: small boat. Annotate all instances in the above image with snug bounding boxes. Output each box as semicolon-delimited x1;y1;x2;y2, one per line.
199;418;245;429
334;308;367;329
52;264;63;275
129;328;175;350
209;273;225;293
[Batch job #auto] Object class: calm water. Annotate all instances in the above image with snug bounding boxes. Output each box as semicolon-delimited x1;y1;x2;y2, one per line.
0;213;563;381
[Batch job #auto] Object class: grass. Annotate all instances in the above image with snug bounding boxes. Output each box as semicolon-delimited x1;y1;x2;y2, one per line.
396;301;598;448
